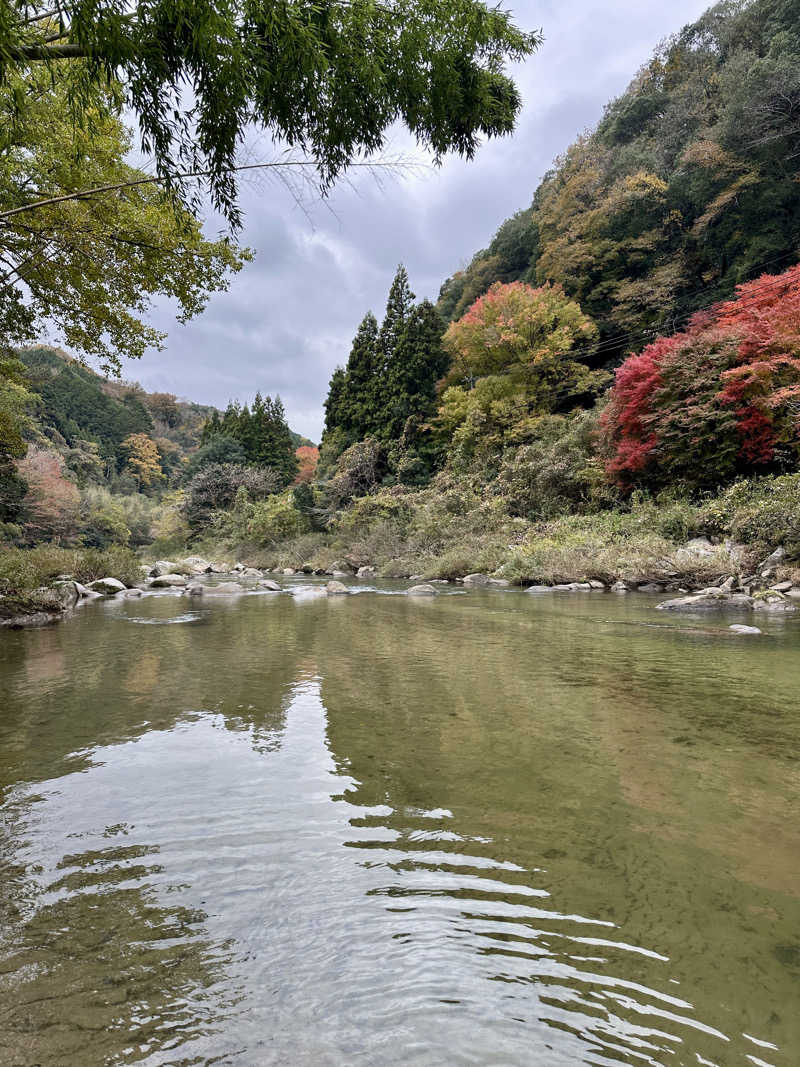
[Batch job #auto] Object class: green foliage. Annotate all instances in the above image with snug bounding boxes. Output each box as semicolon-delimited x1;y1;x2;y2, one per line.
246;493;309;547
184;434;247;479
0;543;141;601
202;394;298;485
0;0;540;225
0;67;249;371
321;267;449;474
496;412;618;519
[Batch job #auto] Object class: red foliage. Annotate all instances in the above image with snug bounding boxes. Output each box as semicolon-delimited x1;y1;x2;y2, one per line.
17;446;81;540
602;264;800;486
294;445;319;484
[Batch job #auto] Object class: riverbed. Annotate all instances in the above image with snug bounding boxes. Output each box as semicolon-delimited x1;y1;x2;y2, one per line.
0;581;798;1065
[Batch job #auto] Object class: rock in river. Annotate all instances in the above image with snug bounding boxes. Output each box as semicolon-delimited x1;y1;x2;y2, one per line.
657;591;754;612
408;584;437;596
205;582;245;595
326;580;350;595
462;573;490;586
150;574;187;588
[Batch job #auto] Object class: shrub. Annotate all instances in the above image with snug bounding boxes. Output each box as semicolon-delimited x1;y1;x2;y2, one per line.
246;492;309;546
184;463;282;528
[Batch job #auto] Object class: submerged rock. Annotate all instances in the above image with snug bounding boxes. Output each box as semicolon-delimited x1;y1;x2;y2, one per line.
730;624;761;634
87;577;127;595
526;585;552;593
150;574;187;588
407;583;437;596
0;611;61;629
326;580;350;595
205;581;245;595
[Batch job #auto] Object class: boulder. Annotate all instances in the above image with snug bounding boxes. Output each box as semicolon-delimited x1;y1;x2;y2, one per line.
74;581;95;599
462;573;490;586
125;588;143;598
357;566;377;578
753;592;796;614
150;574;187;588
759;546;786;569
329;560;355;575
611;580;628;592
526;585;552;593
50;580;80;609
637;582;664;593
489;578;511;587
730;624;761;634
180;556;213;574
232;562;245;572
674;537;715;562
149;560;177;577
242;567;262;577
772;580;793;593
326;580;350;595
331;570;350;578
206;581;245;594
87;577;127;595
282;568;296;576
407;583;437;596
185;585;204;596
299;564;314;574
258;579;281;591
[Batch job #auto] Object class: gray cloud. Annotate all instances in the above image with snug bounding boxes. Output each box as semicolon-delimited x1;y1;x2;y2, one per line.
114;0;711;441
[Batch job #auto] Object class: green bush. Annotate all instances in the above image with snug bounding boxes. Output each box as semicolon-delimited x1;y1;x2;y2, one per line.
0;544;141;599
246;493;309;547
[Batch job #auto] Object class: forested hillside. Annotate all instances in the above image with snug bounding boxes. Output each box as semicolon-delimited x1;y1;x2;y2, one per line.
437;0;800;367
1;345;312;549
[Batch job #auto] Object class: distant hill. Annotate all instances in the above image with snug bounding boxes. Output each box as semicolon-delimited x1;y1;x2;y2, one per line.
18;346;315;485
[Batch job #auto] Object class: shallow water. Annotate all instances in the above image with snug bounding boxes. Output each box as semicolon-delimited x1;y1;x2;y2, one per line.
0;581;798;1065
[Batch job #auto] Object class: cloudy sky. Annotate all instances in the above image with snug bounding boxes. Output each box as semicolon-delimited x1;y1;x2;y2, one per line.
115;0;712;442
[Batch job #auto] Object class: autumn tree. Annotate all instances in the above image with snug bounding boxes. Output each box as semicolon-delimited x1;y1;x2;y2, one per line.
600;265;800;490
17;446;81;542
294;446;320;484
122;433;164;489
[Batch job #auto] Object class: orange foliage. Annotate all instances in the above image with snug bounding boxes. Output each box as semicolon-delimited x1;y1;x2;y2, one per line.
17;446;80;541
294;445;319;484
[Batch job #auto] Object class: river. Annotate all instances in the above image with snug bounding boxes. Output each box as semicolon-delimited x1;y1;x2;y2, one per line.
0;581;798;1065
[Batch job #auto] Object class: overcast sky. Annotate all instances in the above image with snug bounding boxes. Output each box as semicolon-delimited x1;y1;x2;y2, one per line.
112;0;712;442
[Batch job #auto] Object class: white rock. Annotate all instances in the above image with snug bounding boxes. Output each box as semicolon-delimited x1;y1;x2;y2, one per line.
326;580;350;595
407;583;437;596
149;560;177;577
730;624;761;634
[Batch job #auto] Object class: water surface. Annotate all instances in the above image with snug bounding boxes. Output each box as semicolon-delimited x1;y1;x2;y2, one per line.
0;583;798;1065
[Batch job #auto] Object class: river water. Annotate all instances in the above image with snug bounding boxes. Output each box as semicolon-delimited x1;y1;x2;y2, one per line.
0;580;798;1065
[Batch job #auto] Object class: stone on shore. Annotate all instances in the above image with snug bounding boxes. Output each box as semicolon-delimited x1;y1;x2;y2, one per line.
407;583;437;596
326;580;350;595
87;577;127;595
357;566;377;578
